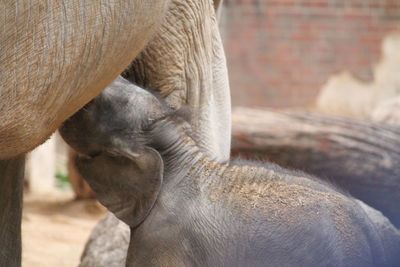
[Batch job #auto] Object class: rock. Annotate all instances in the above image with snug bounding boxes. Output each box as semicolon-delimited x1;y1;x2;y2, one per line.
79;213;129;267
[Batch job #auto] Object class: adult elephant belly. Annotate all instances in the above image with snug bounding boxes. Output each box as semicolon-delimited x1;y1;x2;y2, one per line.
79;0;231;266
0;0;168;159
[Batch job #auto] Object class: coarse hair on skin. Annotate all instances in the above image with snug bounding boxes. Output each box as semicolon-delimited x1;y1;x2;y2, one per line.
231;157;350;197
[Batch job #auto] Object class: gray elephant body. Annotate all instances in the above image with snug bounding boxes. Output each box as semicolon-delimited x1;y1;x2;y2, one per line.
61;78;400;267
129;160;399;266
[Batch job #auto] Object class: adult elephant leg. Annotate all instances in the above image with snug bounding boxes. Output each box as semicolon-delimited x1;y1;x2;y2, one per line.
125;0;231;162
0;156;24;267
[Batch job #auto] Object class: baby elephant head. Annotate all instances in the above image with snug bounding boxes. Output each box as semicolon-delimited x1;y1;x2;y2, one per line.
60;76;167;157
60;77;167;228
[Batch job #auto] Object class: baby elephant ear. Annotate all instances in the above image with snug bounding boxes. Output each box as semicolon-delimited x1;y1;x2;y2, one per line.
75;147;163;228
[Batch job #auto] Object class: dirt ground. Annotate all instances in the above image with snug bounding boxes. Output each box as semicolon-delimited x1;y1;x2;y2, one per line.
22;193;106;267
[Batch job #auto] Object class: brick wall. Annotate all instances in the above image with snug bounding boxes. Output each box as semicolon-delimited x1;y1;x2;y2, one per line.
221;0;400;108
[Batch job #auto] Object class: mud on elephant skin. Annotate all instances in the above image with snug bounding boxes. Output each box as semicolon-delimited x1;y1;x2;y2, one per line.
60;77;400;267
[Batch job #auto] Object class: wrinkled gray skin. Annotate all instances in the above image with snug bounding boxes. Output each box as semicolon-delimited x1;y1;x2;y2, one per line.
60;78;400;267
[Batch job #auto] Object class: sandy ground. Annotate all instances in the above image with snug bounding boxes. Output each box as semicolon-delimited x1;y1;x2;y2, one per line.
22;193;106;267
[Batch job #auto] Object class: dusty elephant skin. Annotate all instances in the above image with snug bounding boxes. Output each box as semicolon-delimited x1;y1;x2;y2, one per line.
60;78;400;267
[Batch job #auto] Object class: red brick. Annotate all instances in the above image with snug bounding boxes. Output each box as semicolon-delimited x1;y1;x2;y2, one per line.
222;0;400;108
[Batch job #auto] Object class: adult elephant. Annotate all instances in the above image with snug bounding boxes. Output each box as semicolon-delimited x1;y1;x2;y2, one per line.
0;0;230;266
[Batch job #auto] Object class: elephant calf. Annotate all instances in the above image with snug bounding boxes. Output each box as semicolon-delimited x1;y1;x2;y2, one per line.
60;77;400;267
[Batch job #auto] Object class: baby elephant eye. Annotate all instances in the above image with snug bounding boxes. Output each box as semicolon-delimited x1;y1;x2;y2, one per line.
88;151;101;158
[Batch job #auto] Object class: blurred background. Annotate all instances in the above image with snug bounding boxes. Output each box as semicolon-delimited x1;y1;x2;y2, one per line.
22;1;400;266
222;0;400;113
